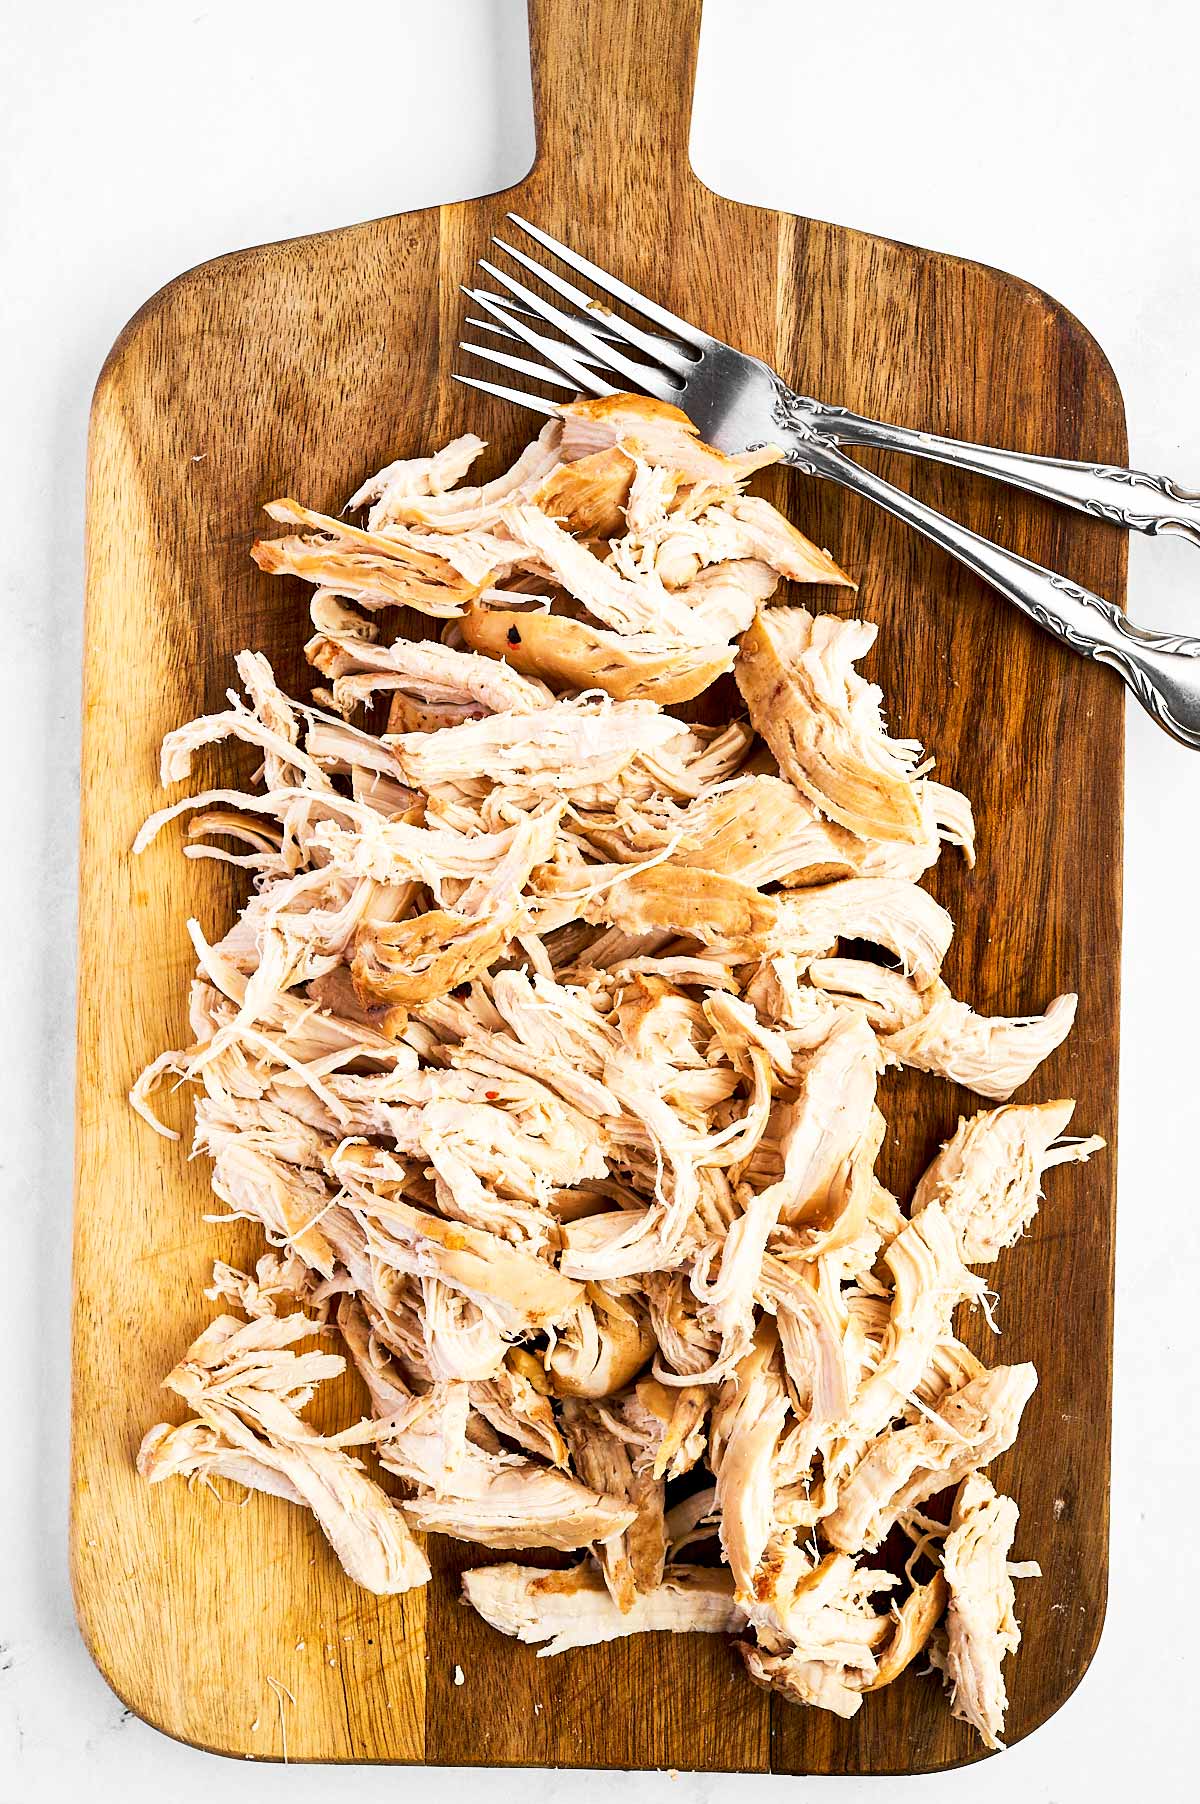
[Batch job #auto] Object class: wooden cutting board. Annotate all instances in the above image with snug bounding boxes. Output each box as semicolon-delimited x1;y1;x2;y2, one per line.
72;0;1123;1773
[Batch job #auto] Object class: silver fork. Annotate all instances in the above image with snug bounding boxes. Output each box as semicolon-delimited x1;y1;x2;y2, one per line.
454;214;1200;750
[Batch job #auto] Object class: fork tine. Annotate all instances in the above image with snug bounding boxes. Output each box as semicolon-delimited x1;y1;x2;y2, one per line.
451;373;562;419
464;310;614;373
459;340;582;393
478;259;679;403
467;287;616;397
506;213;711;351
492;235;695;377
466;287;686;358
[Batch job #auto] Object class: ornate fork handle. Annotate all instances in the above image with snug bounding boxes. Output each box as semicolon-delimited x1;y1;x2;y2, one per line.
794;395;1200;547
778;416;1200;748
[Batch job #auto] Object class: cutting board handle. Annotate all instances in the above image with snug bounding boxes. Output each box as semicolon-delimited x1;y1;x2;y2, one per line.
526;0;703;180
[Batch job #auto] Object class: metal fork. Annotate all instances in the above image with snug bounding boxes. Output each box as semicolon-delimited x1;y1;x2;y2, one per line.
454;214;1200;749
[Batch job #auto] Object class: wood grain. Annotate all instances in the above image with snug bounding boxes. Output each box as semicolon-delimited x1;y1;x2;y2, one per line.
72;0;1124;1772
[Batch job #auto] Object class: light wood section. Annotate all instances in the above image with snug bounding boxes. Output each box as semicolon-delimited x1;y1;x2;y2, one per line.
73;0;1123;1772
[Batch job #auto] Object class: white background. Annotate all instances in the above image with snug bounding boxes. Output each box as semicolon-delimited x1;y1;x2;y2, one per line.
3;1;1197;1797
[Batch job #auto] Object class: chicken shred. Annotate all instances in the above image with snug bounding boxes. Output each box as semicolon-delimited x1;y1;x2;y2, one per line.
930;1472;1040;1749
132;396;1098;1751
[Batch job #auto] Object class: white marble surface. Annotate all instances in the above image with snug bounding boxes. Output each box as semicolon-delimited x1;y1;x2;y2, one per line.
4;0;1198;1795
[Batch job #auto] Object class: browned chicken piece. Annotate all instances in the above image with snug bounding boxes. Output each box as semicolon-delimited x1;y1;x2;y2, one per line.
883;983;1079;1100
824;1363;1038;1554
560;1398;667;1610
603;1376;710;1482
663;774;822;889
462;1560;748;1655
138;1312;431;1594
353;908;513;1008
709;1322;790;1594
471;1363;570;1468
735;607;927;844
545;1286;657;1398
857;1571;949;1692
665;771;958;896
460;605;735;704
377;419;564;531
334;1155;583;1342
775;877;954;992
305;965;409;1036
252;500;495;617
529;445;637;536
768;776;973;885
558;393;781;486
382;693;485;735
931;1473;1040;1750
912;1099;1104;1262
738;1544;897;1717
577;862;780;950
401;1453;636;1552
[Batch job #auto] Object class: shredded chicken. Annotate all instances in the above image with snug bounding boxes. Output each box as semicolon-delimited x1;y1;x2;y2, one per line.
930;1472;1040;1749
132;395;1098;1750
736;607;926;844
462;1560;747;1655
137;1312;430;1594
912;1100;1105;1262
